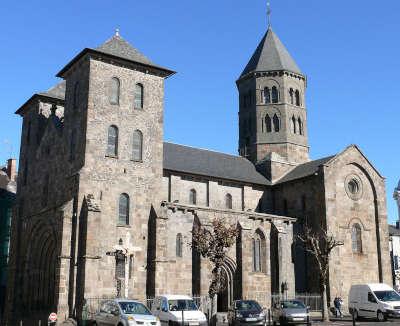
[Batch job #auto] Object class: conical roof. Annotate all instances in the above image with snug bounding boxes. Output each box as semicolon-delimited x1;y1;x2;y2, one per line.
96;34;154;66
240;27;302;78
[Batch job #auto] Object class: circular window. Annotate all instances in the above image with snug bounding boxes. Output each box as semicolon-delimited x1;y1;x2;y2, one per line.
345;174;363;200
348;179;360;195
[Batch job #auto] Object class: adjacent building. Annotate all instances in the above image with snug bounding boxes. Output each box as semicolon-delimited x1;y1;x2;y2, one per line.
4;21;391;325
0;159;17;321
390;181;400;289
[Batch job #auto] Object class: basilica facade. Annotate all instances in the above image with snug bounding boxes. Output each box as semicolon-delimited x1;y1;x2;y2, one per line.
4;24;391;325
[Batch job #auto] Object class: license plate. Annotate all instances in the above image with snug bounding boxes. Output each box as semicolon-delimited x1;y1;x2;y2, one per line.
292;318;303;321
189;323;199;326
245;318;257;321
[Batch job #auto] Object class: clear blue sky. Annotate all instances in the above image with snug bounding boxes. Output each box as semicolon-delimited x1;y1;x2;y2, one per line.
0;0;399;223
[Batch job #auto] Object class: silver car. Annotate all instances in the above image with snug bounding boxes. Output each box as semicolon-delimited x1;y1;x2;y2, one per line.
271;300;310;325
94;299;161;326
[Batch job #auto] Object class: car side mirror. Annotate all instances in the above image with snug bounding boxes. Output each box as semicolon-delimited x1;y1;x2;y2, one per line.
162;307;168;312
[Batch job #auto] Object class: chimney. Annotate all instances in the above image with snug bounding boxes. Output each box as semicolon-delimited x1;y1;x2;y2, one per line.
7;158;17;182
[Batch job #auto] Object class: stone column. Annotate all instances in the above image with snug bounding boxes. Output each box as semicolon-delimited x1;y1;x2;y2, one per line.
274;221;295;298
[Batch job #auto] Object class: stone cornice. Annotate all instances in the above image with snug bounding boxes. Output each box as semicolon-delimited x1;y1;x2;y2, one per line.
160;201;296;224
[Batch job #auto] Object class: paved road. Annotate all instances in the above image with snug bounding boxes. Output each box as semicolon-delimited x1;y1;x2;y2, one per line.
309;319;400;325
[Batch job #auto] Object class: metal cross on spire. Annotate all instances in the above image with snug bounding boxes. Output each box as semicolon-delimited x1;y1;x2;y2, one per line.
115;28;120;37
267;2;272;28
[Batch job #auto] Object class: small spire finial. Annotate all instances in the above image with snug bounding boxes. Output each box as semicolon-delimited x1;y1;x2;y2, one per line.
267;2;272;28
115;28;120;37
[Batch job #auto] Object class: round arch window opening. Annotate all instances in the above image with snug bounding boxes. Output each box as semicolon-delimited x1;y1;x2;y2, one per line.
344;174;363;200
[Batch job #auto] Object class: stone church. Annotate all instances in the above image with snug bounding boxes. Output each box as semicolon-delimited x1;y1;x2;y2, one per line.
4;22;391;324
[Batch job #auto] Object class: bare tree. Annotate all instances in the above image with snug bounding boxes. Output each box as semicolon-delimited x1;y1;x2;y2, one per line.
191;218;238;298
297;226;343;322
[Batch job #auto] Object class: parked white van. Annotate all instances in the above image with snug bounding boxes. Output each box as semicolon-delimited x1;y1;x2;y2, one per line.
349;283;400;321
151;295;208;326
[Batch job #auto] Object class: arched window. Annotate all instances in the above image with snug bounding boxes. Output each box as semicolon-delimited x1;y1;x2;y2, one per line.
298;117;303;135
289;88;294;105
132;130;143;161
295;90;300;106
291;116;297;134
273;114;280;132
134;83;144;109
73;82;79;110
253;230;266;273
264;87;271;104
176;233;183;257
265;115;272;133
225;193;233;209
271;86;279;103
189;189;197;205
107;125;118;157
118;193;130;225
352;224;362;253
110;77;120;105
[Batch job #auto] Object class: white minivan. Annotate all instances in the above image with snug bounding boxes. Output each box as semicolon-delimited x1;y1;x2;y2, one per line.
152;295;208;326
349;283;400;321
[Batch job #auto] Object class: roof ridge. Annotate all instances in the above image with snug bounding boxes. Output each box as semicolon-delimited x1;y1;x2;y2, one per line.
164;141;242;159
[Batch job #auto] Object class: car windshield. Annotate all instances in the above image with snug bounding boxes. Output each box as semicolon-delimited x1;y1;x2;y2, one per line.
168;299;198;311
235;300;261;311
118;302;152;315
374;291;400;302
281;301;306;309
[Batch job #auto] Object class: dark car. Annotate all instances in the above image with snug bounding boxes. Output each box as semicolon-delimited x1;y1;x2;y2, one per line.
228;300;266;326
271;300;310;325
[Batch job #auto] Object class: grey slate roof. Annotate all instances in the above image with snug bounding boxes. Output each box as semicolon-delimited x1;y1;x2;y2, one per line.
240;27;302;78
276;155;335;184
389;225;400;236
38;80;66;100
96;35;154;67
163;142;271;186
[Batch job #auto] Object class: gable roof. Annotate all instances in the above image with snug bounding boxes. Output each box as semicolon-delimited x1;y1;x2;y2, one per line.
240;27;302;78
276;155;334;184
163;142;271;186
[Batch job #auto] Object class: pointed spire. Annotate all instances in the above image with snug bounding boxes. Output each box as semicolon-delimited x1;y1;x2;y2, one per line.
267;2;271;28
240;28;302;78
115;28;120;37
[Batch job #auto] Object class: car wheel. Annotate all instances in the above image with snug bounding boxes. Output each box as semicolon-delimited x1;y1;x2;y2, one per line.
377;310;386;322
353;309;359;321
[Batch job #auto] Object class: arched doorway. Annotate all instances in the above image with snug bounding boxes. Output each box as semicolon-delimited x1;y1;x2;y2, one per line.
217;257;237;312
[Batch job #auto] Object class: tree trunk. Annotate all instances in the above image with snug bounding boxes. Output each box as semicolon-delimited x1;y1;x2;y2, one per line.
321;284;330;322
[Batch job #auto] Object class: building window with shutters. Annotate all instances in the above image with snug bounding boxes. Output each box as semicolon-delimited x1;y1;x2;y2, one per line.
132;130;143;161
176;233;183;257
134;83;144;109
110;77;120;105
107;125;118;157
118;193;130;225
